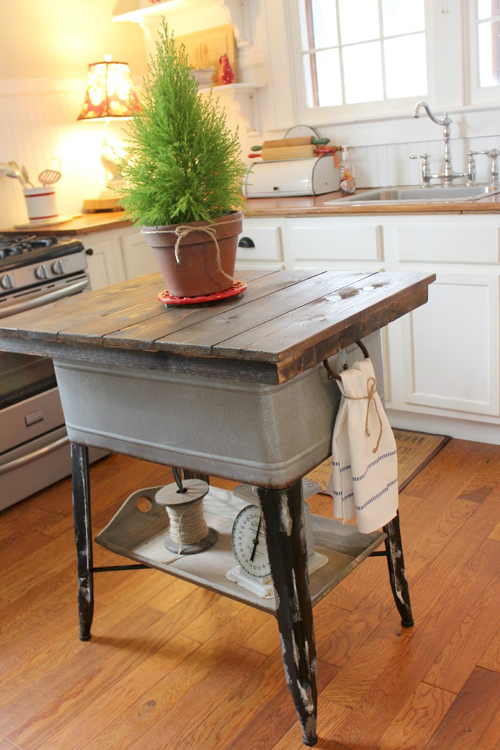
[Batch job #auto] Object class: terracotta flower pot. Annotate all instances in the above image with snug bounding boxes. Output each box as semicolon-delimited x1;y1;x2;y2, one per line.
142;211;243;297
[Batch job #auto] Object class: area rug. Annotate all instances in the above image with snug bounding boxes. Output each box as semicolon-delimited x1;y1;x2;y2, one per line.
306;429;451;493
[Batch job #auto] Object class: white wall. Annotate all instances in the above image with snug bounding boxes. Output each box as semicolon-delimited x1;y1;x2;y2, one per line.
0;0;147;229
2;0;500;230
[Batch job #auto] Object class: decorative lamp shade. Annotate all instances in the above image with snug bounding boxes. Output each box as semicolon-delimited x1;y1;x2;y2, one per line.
77;57;140;120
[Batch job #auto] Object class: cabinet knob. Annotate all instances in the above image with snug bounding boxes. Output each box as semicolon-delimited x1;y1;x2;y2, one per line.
238;237;256;248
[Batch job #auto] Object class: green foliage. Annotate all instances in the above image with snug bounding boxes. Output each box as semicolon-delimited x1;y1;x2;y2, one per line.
118;20;246;227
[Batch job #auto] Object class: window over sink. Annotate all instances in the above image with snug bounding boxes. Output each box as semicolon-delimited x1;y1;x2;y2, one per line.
297;0;427;109
284;0;500;126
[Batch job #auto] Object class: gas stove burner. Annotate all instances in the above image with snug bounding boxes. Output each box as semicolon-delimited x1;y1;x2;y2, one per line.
0;234;59;259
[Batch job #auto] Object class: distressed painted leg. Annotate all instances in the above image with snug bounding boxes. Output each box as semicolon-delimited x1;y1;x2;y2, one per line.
258;481;318;747
71;443;94;641
383;511;414;627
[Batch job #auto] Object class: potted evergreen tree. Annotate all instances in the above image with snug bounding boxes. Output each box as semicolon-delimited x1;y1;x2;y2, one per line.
119;20;246;298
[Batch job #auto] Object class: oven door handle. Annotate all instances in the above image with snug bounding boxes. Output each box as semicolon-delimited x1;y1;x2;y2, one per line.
0;435;69;475
0;277;89;318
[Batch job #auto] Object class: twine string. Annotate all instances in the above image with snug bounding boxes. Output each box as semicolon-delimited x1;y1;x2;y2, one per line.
344;376;383;454
166;498;208;549
163;224;233;285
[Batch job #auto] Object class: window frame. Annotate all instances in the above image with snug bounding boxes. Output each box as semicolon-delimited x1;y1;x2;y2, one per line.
468;0;500;105
288;0;433;125
283;0;500;128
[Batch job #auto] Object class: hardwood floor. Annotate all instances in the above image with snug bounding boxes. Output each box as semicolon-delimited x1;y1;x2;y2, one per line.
1;438;499;750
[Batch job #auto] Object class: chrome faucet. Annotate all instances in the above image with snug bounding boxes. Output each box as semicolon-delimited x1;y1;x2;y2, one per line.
467;149;500;186
411;101;468;186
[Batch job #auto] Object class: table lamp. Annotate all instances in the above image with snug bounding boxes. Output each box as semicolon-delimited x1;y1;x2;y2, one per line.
78;55;140;212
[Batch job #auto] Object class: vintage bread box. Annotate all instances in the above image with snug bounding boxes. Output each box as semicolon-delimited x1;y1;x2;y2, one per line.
242;155;340;198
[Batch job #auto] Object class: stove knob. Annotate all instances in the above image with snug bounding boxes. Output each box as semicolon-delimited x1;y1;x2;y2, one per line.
34;265;49;280
51;260;65;275
0;274;15;290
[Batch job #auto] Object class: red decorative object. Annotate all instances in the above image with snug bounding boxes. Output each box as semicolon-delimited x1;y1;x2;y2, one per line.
217;54;235;85
158;280;247;306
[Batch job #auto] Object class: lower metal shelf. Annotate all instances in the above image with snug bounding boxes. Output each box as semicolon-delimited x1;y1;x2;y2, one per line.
96;485;386;614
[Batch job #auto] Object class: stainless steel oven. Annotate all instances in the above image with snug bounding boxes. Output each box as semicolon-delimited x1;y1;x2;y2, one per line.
0;235;105;511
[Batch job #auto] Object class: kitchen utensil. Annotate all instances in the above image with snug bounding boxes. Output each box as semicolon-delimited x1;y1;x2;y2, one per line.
250;137;330;152
38;157;62;186
21;165;34;188
260;144;318;161
7;161;28;187
0;163;20;180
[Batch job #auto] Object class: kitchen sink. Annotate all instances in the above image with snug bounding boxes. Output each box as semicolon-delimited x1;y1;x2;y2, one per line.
327;184;500;204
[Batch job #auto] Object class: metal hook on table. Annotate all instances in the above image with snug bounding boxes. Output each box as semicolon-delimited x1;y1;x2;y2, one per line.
323;340;370;381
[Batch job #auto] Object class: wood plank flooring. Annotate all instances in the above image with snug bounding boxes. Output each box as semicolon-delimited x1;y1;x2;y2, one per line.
0;438;499;750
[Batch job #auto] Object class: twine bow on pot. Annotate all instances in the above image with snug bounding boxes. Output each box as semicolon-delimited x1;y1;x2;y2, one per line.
169;224;233;285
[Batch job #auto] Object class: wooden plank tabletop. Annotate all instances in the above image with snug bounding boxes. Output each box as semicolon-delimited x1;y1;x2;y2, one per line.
0;269;435;384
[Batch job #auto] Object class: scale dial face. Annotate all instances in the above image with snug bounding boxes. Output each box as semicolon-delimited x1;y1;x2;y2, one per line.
232;505;271;579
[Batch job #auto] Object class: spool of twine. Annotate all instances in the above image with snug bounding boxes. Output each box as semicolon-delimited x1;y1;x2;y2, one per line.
155;478;216;555
167;498;208;546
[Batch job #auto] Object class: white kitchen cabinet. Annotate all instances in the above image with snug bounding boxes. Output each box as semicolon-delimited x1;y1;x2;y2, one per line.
78;226;156;290
83;238;119;291
400;271;499;416
119;231;158;280
284;217;384;266
236;217;285;270
276;212;500;444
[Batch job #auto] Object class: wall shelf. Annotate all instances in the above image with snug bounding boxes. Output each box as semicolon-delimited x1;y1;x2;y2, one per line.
200;82;265;133
112;0;252;45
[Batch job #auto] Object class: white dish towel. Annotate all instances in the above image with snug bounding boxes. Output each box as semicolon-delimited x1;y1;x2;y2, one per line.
326;358;398;534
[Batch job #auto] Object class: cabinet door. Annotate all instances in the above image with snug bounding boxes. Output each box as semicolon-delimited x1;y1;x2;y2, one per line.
239;219;284;262
401;272;500;416
119;232;159;280
285;217;383;264
84;239;120;291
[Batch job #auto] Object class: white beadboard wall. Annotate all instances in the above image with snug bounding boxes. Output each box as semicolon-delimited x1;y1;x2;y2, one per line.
2;83;500;232
0;86;126;230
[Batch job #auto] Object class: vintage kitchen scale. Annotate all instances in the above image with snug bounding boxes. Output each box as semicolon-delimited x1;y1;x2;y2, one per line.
227;481;328;598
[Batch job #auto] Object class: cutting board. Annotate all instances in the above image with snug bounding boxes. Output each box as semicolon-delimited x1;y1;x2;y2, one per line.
176;24;236;86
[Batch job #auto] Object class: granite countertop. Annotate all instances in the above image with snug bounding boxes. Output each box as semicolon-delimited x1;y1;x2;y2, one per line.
3;188;500;236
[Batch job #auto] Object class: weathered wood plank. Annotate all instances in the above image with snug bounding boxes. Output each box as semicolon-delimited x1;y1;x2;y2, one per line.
275;285;430;382
55;269;278;346
1;273;165;341
102;269;326;350
212;272;434;362
153;271;375;356
0;337;283;384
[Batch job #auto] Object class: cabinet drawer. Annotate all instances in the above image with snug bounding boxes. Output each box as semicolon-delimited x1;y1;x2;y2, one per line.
397;225;500;263
287;221;382;261
237;225;283;262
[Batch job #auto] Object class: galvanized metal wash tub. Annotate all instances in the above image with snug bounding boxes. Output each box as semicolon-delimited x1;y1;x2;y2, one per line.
54;332;383;488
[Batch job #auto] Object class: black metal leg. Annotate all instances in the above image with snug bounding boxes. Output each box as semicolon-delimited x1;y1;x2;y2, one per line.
182;468;210;484
383;511;414;627
258;481;318;747
71;443;94;641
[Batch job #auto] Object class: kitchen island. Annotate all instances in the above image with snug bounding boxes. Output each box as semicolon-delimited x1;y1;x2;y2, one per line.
0;267;434;746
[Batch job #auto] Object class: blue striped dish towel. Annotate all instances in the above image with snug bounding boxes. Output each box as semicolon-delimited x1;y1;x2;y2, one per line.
326;358;398;534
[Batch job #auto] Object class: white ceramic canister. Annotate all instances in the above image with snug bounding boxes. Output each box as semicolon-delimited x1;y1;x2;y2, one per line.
23;186;58;221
